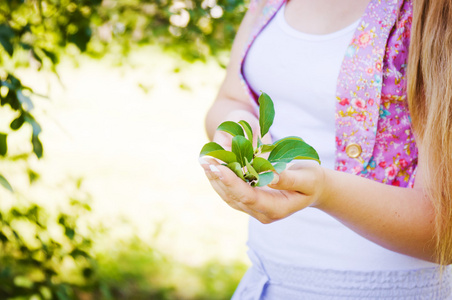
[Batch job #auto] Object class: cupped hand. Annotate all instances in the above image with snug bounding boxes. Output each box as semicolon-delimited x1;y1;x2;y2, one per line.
199;159;328;223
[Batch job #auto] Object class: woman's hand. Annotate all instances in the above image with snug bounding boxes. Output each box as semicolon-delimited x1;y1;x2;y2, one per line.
199;159;328;223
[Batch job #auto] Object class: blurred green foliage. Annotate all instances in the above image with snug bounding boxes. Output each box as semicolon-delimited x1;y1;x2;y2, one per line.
0;0;248;188
0;0;105;189
0;0;248;298
91;0;248;61
0;191;246;299
0;195;97;299
95;237;247;300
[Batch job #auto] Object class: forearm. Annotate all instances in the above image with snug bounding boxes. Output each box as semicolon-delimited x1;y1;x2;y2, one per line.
315;168;436;262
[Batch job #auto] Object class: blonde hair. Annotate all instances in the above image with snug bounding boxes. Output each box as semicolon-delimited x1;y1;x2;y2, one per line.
408;0;452;266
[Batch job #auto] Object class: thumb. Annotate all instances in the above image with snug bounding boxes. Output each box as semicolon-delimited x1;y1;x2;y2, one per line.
269;169;304;192
269;161;323;197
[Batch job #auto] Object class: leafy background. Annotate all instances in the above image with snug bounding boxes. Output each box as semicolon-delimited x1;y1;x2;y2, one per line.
0;0;250;299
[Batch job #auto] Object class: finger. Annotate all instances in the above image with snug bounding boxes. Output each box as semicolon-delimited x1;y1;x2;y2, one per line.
208;179;242;211
210;168;284;214
204;163;248;201
216;165;259;207
199;157;211;171
269;168;310;192
212;131;232;151
199;156;222;173
203;163;243;211
204;166;270;221
205;165;273;216
286;160;319;170
269;161;323;197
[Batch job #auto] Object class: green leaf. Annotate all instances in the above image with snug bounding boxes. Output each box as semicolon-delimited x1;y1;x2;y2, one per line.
4;74;20;90
273;162;287;174
231;135;253;167
0;25;14;57
227;162;245;180
252;157;274;173
42;48;58;64
261;144;276;153
0;24;14;39
217;121;244;137
203;150;237;164
258;92;275;138
0;38;13;57
0;174;13;192
273;136;305;145
10;114;25;130
245;173;258;184
260;137;304;154
70;249;89;259
268;139;320;164
32;49;43;67
32;135;43;158
245;158;259;180
257;172;274;187
0;133;6;156
0;231;8;242
19;42;32;50
28;168;39;183
200;142;237;163
65;226;75;240
200;142;224;157
68;25;92;52
238;120;253;143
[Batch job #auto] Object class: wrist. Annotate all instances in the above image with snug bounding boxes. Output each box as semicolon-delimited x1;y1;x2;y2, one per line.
311;167;334;209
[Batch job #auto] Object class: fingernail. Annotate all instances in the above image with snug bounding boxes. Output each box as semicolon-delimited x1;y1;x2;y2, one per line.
199;157;209;165
209;165;220;173
270;173;279;185
209;164;223;179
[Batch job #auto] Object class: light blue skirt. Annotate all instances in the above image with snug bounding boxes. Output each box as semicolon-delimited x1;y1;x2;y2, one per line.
232;250;452;300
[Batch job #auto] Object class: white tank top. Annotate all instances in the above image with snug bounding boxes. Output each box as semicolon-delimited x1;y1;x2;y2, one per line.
242;4;436;271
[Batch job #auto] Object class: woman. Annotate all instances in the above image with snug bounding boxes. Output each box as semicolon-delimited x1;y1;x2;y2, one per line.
200;0;452;298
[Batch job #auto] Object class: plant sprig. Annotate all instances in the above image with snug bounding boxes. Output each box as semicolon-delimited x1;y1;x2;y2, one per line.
200;92;321;187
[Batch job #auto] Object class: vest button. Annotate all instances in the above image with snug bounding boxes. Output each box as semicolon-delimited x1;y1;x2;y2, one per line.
346;143;362;158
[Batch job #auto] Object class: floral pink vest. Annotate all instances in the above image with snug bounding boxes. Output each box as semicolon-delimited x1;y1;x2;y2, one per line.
239;0;417;187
